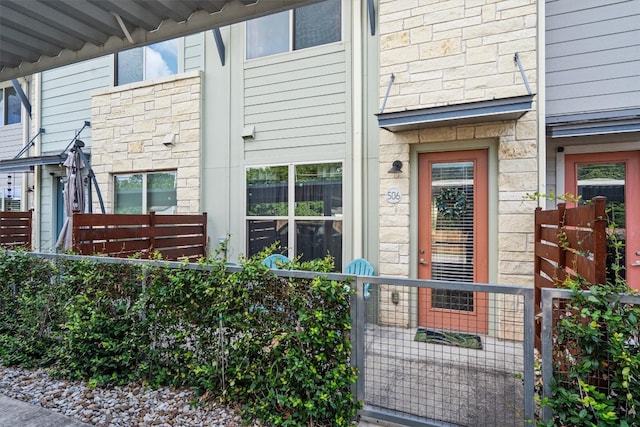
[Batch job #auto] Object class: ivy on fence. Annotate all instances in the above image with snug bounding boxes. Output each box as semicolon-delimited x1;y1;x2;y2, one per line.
0;249;359;426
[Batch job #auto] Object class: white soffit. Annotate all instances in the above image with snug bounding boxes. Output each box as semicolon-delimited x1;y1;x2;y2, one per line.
0;0;321;81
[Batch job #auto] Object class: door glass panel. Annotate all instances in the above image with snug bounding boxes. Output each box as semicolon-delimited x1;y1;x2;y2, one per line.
577;162;626;277
431;161;475;311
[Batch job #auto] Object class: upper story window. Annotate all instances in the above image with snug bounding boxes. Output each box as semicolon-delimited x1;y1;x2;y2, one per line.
114;171;177;214
0;86;21;125
246;162;343;270
246;0;341;60
116;39;178;86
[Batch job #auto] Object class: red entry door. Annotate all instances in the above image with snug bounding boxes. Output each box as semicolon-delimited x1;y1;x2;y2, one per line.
565;151;640;290
417;150;489;334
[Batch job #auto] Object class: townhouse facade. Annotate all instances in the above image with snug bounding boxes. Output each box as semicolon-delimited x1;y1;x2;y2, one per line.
0;0;638;338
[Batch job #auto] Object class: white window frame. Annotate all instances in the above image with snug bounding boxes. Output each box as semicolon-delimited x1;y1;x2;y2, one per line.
245;0;343;61
113;171;177;214
0;84;22;126
114;38;185;86
245;161;343;262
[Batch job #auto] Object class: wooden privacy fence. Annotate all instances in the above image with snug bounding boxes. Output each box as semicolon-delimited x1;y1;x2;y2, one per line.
533;196;607;349
0;210;32;250
72;212;207;262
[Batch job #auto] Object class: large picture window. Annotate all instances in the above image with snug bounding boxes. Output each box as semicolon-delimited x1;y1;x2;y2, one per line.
0;86;21;125
114;171;177;214
116;39;179;86
246;0;341;60
246;162;343;270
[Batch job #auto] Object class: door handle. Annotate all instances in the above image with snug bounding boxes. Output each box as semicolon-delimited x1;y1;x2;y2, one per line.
419;258;428;265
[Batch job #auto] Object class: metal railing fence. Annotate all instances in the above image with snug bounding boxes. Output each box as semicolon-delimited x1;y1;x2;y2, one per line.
6;252;536;426
353;276;535;427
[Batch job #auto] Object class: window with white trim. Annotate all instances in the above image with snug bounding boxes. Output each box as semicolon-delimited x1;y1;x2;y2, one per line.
246;162;343;270
116;39;179;86
114;171;177;214
246;0;341;60
0;86;21;125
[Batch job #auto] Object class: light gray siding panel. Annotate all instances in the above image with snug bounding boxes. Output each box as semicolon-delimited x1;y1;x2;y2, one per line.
245;138;346;156
247;104;346;125
184;33;204;72
547;91;640;115
546;0;640;116
251;112;345;132
246;82;347;106
40;57;111;152
546;31;640;58
546;0;630;15
546;1;637;29
548;62;638;86
0;124;23;159
243;43;347;150
547;46;639;73
245;72;345;98
245;92;345;115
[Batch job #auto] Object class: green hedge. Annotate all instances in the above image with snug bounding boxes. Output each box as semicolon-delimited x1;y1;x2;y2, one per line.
0;249;359;426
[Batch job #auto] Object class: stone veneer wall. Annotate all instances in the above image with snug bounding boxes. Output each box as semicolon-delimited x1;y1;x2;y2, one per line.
90;71;202;214
377;1;538;338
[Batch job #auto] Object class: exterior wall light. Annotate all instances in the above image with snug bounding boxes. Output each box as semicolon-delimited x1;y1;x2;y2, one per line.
388;160;403;174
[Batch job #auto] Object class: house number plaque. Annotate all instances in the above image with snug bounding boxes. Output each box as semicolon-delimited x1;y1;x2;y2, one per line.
386;188;401;204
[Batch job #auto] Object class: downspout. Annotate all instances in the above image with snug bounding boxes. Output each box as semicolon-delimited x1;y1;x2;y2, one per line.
352;0;364;259
537;0;546;206
33;73;42;251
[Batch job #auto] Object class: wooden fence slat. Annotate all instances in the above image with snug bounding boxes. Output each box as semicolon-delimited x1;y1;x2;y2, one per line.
533;197;607;351
72;212;207;261
0;211;32;250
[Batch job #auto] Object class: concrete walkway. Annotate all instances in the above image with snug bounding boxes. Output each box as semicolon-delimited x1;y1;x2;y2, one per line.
0;395;90;427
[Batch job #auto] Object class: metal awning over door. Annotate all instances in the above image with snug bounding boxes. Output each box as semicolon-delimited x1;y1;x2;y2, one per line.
0;0;321;81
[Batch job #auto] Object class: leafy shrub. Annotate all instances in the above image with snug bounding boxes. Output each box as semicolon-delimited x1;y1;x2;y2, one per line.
539;273;640;426
0;250;62;367
0;249;359;426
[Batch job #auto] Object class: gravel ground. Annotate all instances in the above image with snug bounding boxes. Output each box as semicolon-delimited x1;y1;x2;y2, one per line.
0;365;261;426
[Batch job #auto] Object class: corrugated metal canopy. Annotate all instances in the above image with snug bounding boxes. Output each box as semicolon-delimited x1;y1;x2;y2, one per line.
0;0;321;81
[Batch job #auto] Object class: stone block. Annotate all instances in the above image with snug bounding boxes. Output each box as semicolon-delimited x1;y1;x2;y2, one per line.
128;141;144;154
498;139;536;160
380;227;410;244
419;126;456;142
419;38;462;58
380;250;400;263
419;87;464;105
465;44;498;65
410;26;433;44
475;122;515;138
499;158;537;173
499;171;538;191
456;126;475;140
462;16;526;39
379;214;409;227
499;213;534;234
381;46;420;66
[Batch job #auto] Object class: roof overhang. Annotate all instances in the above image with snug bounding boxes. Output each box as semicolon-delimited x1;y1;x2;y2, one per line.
376;95;534;132
546;109;640;138
0;0;322;81
0;154;65;173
